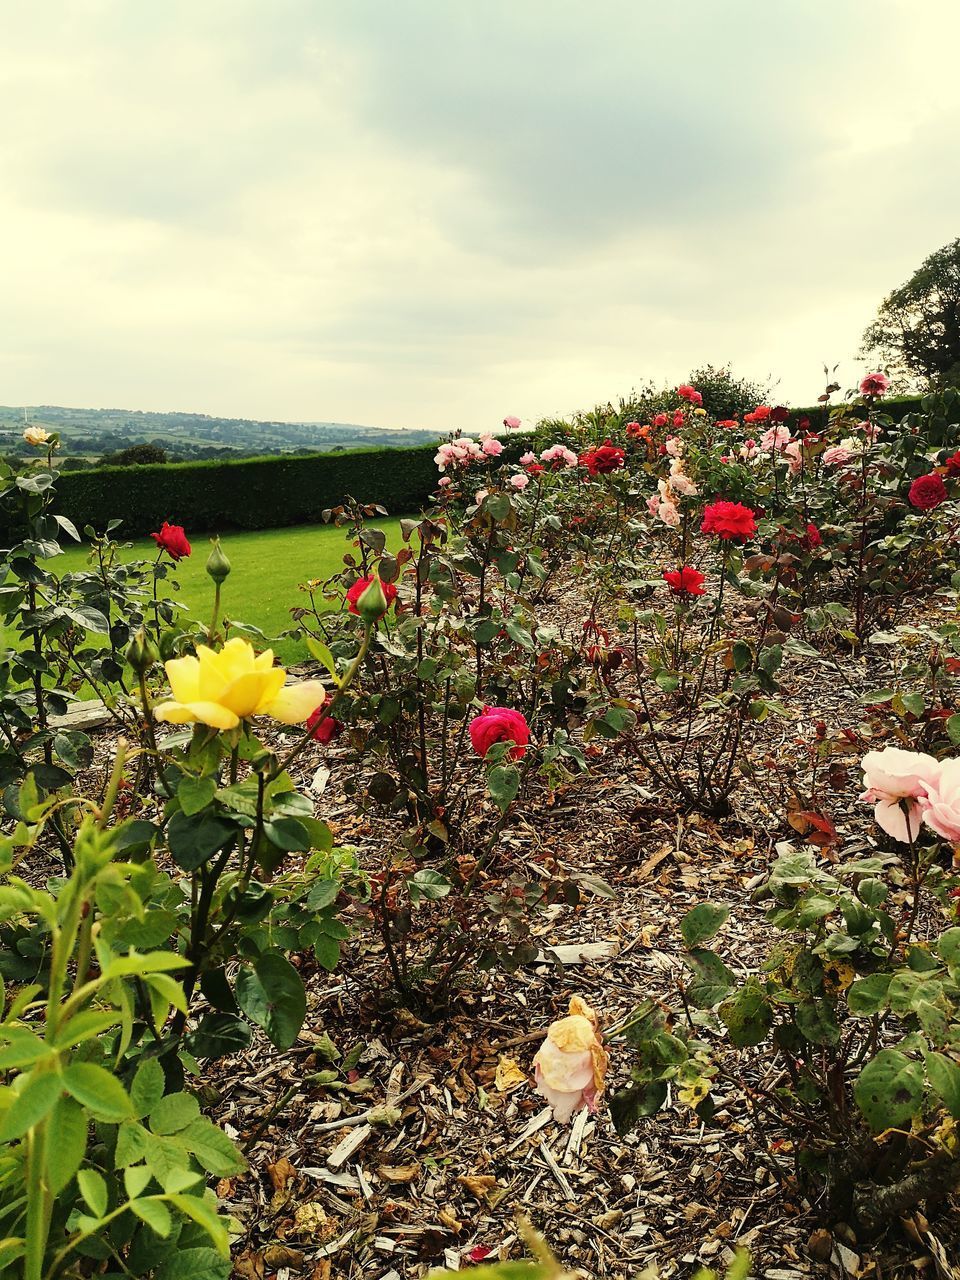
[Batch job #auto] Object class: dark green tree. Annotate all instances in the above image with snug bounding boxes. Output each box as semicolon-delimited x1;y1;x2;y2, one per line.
861;237;960;389
99;441;167;467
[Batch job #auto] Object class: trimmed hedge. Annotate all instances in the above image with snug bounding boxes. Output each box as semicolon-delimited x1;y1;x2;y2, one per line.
24;439;526;539
787;395;923;428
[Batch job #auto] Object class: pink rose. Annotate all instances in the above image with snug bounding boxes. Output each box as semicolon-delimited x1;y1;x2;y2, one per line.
823;444;853;468
503;415;522;430
919;759;960;843
475;489;488;503
481;436;504;457
438;476;452;488
520;451;537;465
509;473;530;490
658;501;680;527
860;747;941;842
665;436;681;457
646;493;660;516
469;706;530;759
533;997;609;1123
860;372;889;398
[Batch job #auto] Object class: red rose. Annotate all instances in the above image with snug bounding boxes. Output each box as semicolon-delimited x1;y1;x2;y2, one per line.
346;575;398;616
150;522;191;560
701;500;758;541
944;450;960;477
469;705;530;760
625;420;643;438
716;419;739;430
798;416;811;433
525;462;545;475
770;406;790;423
908;473;948;510
652;413;669;428
743;405;772;424
307;700;342;743
677;384;697;401
800;522;822;549
860;372;889;397
579;440;625;476
663;566;706;595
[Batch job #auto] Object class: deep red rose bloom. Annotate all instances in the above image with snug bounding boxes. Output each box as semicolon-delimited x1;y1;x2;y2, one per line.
770;406;790;423
469;705;530;760
307;701;342;743
744;405;772;424
945;450;960;477
580;440;625;476
800;522;822;550
525;462;545;475
798;416;811;433
716;419;739;430
860;372;890;397
701;501;758;541
150;522;191;560
346;575;399;616
677;384;697;402
909;473;948;510
663;566;706;595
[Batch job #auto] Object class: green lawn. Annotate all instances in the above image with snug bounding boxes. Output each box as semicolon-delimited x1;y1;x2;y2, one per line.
55;520;401;665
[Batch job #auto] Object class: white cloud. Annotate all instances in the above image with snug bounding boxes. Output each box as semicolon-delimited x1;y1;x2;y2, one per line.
0;0;958;430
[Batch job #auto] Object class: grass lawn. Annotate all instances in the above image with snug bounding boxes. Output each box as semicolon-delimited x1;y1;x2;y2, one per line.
55;520;401;665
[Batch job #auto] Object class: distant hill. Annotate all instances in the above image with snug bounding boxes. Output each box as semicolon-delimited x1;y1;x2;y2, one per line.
0;405;440;465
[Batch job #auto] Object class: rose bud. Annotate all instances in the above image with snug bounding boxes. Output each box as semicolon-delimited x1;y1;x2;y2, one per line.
126;627;159;675
206;537;232;585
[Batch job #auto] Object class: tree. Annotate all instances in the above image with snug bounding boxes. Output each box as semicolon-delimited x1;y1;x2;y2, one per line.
861;237;960;389
99;442;167;467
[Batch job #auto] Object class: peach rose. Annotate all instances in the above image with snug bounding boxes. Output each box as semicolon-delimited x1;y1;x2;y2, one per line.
533;997;609;1123
919;759;960;843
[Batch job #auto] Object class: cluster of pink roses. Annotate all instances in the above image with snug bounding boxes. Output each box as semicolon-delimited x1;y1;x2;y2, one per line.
434;433;506;474
861;747;960;843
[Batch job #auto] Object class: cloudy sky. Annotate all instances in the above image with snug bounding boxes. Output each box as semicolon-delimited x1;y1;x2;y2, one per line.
1;1;957;432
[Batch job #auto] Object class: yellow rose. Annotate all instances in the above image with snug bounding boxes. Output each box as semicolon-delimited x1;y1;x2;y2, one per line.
23;426;51;446
153;637;326;731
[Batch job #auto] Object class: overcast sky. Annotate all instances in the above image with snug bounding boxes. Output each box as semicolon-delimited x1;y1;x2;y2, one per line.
1;1;957;432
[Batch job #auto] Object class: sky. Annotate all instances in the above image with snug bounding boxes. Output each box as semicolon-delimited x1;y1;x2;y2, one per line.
1;0;958;433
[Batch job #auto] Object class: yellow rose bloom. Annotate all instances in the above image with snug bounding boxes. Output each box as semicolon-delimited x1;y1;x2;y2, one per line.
153;637;327;731
23;426;51;446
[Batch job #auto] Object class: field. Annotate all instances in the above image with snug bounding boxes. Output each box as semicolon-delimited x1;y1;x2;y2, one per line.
55;519;401;665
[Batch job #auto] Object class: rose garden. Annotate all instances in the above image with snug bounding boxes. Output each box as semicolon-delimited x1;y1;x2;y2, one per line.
4;372;960;1278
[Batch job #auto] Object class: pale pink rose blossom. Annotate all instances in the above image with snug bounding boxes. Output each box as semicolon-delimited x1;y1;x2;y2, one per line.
532;997;609;1123
481;436;504;457
646;493;660;516
760;426;792;453
438;476;452;488
860;747;942;842
658;501;681;527
671;471;698;497
475;489;489;503
784;441;803;475
509;473;530;490
519;451;537;465
823;444;853;468
540;444;578;469
503;415;522;430
665;436;682;457
918;759;960;843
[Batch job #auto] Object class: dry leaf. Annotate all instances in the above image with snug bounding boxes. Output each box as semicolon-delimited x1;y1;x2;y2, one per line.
438;1206;463;1232
378;1162;421;1183
458;1174;498;1201
263;1244;304;1268
494;1055;528;1092
266;1156;296;1192
292;1202;331;1240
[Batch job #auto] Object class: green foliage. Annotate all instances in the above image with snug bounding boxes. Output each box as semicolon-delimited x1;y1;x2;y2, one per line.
861;236;960;388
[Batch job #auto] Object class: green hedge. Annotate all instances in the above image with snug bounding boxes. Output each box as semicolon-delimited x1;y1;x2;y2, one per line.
29;438;527;539
787;395;923;428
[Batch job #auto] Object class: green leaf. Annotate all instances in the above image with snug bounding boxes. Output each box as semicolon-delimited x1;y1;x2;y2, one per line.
149;1092;200;1136
927;1051;960;1118
683;948;735;1008
486;763;520;813
124;1165;153;1199
77;1168;108;1218
947;714;960;747
854;1048;924;1132
306;878;340;910
306;636;339;683
608;1081;669;1135
408;868;451;903
178;1116;246;1176
131;1197;173;1238
62;1062;133;1121
131;1058;166;1119
167;810;236;871
0;1028;53;1070
52;1009;121;1049
177;776;217;817
235;951;306;1050
795;999;840;1046
719;979;773;1048
847;973;892;1015
681;903;730;949
0;1070;62;1140
44;1097;87;1193
156;1247;231;1280
166;1193;229;1256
